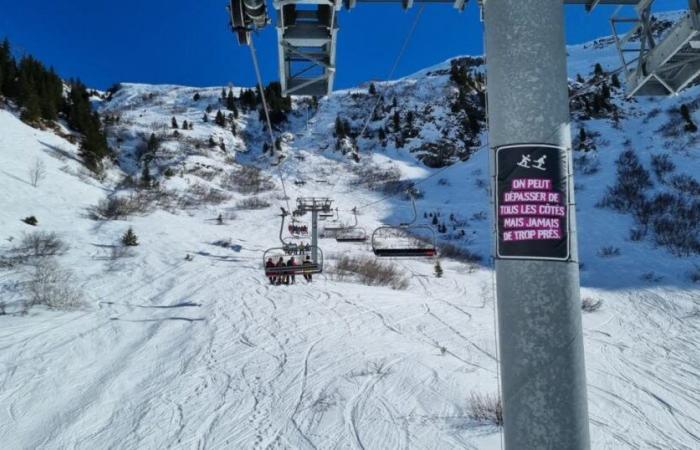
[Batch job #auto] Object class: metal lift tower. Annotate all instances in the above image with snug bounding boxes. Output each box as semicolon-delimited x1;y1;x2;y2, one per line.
295;197;333;265
228;0;700;448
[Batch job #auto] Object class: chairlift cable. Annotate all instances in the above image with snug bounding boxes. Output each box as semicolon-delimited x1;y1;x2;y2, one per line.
248;33;292;213
356;5;426;144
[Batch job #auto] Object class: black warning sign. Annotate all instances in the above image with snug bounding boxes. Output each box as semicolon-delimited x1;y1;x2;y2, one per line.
496;144;570;261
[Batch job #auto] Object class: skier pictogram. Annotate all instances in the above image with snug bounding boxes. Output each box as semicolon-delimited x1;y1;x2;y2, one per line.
517;154;532;169
532;155;547;171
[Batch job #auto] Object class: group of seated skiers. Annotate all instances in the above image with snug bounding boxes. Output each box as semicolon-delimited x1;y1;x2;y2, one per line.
288;224;308;235
265;256;315;285
286;242;312;255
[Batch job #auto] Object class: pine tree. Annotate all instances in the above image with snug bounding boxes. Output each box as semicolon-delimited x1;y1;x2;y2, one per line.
208;136;216;148
171;116;179;129
20;90;42;123
434;260;443;278
576;73;585;84
203;113;208;122
335;115;346;138
141;161;152;188
594;63;604;78
432;215;439;226
393;110;400;132
121;227;139;247
221;87;226;100
231;122;237;136
681;104;698;132
182;119;188;130
193;92;200;101
215;110;226;127
611;73;621;89
147;133;159;153
226;89;236;111
369;82;377;95
578;127;587;150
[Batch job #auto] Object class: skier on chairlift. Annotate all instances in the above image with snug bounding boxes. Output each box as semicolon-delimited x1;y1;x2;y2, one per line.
303;255;313;282
276;257;286;285
266;257;276;285
287;257;298;284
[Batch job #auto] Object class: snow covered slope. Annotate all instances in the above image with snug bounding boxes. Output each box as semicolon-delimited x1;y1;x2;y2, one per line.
1;18;699;450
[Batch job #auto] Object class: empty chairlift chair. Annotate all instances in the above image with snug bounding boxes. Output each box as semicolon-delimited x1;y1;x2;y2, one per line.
336;207;368;243
371;197;437;258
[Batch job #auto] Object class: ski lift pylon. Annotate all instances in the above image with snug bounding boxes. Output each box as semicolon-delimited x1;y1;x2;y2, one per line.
371;197;437;258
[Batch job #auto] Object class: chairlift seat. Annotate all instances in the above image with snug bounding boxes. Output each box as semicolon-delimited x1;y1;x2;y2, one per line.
336;235;367;243
265;263;320;276
373;248;436;258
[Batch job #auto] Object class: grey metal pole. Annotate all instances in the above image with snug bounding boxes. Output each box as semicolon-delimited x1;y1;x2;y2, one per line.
312;209;319;265
483;1;590;449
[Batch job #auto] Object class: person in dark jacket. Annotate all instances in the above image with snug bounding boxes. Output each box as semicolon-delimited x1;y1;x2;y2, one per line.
302;255;313;282
287;257;298;284
276;257;286;285
265;258;276;285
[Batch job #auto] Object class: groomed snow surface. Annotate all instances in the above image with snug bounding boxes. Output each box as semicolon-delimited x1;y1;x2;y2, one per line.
1;31;699;449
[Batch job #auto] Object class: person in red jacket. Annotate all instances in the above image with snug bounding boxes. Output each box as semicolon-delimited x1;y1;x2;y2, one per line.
265;257;276;285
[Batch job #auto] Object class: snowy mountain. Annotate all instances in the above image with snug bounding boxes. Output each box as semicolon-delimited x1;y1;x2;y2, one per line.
1;18;699;450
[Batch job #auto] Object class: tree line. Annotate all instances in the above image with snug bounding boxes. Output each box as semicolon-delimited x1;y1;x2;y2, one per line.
0;38;110;172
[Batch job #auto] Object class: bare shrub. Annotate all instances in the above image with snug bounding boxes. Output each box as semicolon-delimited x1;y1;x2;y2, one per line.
28;158;46;187
351;163;402;191
178;183;231;208
581;297;603;312
669;174;700;196
236;196;271;210
690;265;700;283
228;165;274;194
89;194;151;220
333;255;409;290
641;271;663;283
574;154;600;175
629;228;645;242
651;154;675;182
467;392;503;426
598;246;620;257
599;150;652;213
27;260;84;310
14;232;68;260
439;243;482;263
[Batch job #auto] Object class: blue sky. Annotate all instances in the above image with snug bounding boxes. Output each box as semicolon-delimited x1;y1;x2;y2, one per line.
0;0;689;90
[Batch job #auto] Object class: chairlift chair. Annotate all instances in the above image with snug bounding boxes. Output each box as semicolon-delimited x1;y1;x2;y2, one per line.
263;208;323;277
336;207;368;243
288;218;309;238
263;246;323;276
321;208;347;235
371;197;437;258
